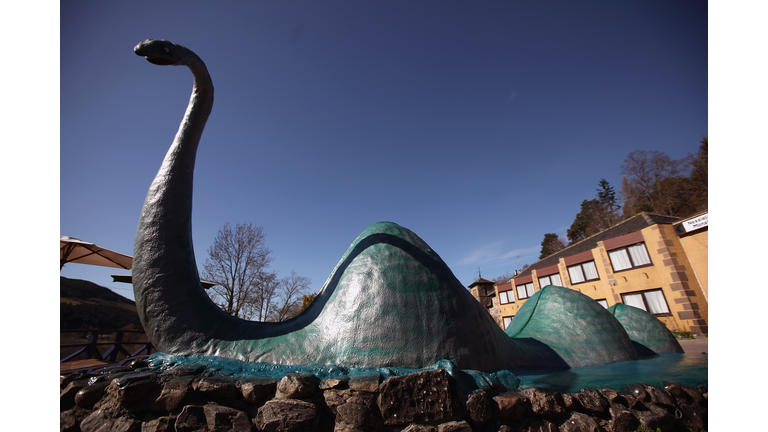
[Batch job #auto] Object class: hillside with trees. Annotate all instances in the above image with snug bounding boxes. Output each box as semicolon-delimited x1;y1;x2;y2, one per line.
60;277;142;330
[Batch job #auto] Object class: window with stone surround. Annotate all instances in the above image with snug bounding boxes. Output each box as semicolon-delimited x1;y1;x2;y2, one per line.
502;316;513;330
567;261;599;284
608;243;652;272
621;288;671;316
498;290;514;305
516;282;535;300
538;273;562;288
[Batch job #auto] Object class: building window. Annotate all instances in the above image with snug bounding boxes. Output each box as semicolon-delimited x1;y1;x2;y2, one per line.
516;282;535;300
567;261;599;284
498;290;514;305
538;273;562;288
608;243;652;272
503;316;513;330
621;289;671;316
595;299;608;308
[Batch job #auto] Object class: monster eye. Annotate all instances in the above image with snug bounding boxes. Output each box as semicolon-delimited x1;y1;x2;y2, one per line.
164;47;170;53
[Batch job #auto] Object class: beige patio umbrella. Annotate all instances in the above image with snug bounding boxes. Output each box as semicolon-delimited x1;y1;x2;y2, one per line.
60;236;132;270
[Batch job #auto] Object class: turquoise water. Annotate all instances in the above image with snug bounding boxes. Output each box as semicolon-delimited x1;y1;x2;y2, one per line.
146;352;707;394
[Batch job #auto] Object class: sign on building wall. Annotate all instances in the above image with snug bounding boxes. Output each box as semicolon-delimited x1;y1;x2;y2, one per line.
676;213;708;235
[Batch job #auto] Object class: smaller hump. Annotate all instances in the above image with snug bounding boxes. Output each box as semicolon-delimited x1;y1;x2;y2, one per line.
608;303;684;355
505;286;638;367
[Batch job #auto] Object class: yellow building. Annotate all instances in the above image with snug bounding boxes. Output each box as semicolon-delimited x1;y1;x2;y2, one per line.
493;212;708;335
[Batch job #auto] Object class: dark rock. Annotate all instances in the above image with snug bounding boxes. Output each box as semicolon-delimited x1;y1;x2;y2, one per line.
466;389;495;426
203;404;252;431
60;407;91;432
192;376;240;401
80;404;141;432
275;373;319;400
608;403;638;432
599;389;625;406
521;388;566;416
401;424;437;432
494;391;531;421
680;385;706;409
632;403;674;432
239;377;277;405
319;377;349;390
348;371;381;393
61;379;88;412
561;393;580;411
75;381;111;409
558;412;600;432
107;372;158;405
675;400;706;432
148;377;193;413
644;386;675;409
626;384;650;403
664;384;689;402
175;405;207;432
324;388;353;416
333;424;366;432
377;369;460;426
140;415;175;432
437;420;472;432
336;401;375;428
255;398;319;432
512;418;559;432
572;388;608;415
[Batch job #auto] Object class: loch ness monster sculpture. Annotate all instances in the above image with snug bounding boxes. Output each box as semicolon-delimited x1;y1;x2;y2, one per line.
131;39;669;372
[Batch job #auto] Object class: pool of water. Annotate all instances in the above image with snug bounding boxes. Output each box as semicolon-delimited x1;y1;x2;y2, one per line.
146;352;707;394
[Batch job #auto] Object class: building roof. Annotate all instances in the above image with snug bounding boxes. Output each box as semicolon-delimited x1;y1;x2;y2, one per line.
468;277;494;288
513;212;681;280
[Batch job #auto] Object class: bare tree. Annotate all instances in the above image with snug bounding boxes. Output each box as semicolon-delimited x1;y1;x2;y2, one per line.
619;150;692;216
491;271;515;284
270;270;312;322
202;222;276;320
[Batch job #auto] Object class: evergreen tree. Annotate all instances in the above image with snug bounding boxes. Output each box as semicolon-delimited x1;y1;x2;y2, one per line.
539;233;567;259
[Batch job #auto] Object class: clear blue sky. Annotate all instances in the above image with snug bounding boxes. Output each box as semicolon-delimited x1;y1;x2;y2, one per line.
59;1;708;302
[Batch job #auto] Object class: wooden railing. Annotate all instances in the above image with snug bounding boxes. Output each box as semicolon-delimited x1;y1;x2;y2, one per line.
60;329;154;363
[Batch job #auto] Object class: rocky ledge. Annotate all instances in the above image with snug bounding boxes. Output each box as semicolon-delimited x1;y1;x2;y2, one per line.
60;359;707;432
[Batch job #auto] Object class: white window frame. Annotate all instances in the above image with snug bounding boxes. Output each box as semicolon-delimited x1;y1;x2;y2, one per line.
595;299;608;308
567;260;599;284
621;289;671;316
516;282;535;300
502;316;513;330
538;273;562;288
498;290;514;305
608;243;652;272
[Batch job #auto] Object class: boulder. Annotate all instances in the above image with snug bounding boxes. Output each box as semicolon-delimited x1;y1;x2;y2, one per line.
147;377;193;413
203;404;251;431
493;391;531;421
75;381;111;409
239;378;277;405
255;398;319;432
465;389;495;426
377;369;460;426
559;412;600;432
522;388;566;416
275;373;319;400
437;420;472;432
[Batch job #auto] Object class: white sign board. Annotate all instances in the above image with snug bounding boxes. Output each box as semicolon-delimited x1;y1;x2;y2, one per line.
681;213;708;233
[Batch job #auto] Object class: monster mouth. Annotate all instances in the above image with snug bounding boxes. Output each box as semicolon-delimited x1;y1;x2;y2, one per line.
145;56;177;65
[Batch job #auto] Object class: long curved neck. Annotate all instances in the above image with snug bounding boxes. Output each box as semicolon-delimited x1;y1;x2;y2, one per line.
133;50;215;350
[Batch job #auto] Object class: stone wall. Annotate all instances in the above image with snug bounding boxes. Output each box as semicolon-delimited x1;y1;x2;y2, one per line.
60;360;707;432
